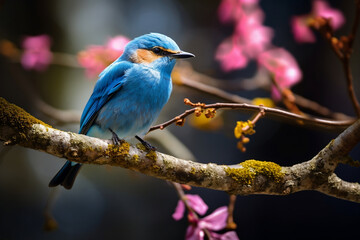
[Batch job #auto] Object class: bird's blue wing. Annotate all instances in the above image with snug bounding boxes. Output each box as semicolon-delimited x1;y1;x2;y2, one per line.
79;61;132;134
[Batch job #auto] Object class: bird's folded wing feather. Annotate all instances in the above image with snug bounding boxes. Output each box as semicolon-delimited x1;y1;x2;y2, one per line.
79;61;132;134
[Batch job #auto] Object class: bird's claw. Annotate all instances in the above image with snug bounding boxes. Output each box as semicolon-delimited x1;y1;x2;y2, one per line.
135;135;157;151
109;128;124;145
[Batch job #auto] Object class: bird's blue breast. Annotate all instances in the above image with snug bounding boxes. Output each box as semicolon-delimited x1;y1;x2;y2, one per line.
87;63;172;139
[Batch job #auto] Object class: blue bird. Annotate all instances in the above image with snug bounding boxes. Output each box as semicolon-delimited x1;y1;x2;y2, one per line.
49;33;194;189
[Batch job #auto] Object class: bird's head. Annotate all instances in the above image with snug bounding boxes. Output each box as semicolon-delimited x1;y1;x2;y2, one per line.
120;33;194;71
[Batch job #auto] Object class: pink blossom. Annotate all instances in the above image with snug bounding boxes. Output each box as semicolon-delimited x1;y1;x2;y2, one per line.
216;1;273;71
78;35;130;78
218;0;259;23
172;194;208;221
211;231;240;240
258;48;302;100
215;38;248;72
78;45;109;78
235;8;265;32
218;0;240;23
105;35;130;61
291;1;344;43
218;0;258;23
291;16;316;43
236;11;273;58
313;0;345;30
21;35;53;71
234;8;273;58
185;206;239;240
245;25;273;57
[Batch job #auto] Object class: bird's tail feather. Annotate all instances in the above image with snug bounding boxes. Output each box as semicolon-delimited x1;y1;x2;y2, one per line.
49;161;82;189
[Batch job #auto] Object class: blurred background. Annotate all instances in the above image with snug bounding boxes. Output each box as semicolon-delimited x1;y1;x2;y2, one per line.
1;0;360;239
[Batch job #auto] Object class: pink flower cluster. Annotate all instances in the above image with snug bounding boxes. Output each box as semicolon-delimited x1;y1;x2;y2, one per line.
172;194;239;240
258;48;302;100
78;35;130;78
216;0;302;100
21;35;53;71
291;0;345;43
216;0;273;71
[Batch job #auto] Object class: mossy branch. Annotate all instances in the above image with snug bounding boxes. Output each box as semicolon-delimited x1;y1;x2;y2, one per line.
1;97;360;203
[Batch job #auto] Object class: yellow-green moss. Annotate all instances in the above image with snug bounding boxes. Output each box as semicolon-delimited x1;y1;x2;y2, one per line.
136;143;147;151
150;164;161;173
105;142;130;158
0;97;52;141
190;167;197;175
225;159;283;185
146;150;157;161
135;142;157;161
132;154;139;163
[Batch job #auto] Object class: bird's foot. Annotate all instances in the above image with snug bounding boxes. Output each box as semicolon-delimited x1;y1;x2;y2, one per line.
135;135;156;151
109;128;124;146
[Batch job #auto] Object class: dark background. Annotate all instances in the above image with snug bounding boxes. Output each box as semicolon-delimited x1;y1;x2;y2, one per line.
0;0;359;239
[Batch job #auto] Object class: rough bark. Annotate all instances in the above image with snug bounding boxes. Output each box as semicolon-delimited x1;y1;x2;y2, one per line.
1;97;360;203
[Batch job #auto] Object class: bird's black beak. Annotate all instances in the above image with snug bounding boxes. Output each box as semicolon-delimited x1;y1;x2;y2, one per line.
171;51;195;59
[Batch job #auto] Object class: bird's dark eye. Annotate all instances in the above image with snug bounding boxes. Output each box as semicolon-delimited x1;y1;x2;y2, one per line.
152;47;161;54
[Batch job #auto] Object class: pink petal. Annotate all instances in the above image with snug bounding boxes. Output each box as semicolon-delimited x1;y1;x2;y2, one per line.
236;7;265;31
216;39;248;71
186;225;204;240
21;35;52;71
241;0;258;4
218;0;238;23
291;16;316;43
172;199;185;221
106;35;129;51
77;36;130;78
313;0;345;30
233;8;273;58
242;24;273;58
218;0;259;24
77;45;109;78
22;35;51;50
258;48;302;88
199;206;228;231
172;194;208;221
211;231;240;240
186;195;209;216
271;85;282;101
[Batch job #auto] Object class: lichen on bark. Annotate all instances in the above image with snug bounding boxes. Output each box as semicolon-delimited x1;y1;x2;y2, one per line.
0;97;51;143
225;160;284;185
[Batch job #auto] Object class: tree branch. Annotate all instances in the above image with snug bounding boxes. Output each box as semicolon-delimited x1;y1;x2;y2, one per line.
150;101;354;133
7;63;82;125
174;63;354;120
1;97;360;203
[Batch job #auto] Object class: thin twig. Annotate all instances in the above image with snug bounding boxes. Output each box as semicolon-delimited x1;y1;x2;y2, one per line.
179;74;252;104
52;52;82;68
293;93;353;120
269;75;302;115
149;101;354;133
226;195;237;230
172;182;212;238
250;106;265;124
172;182;199;219
349;0;360;48
311;4;360;117
174;64;353;120
342;0;360;116
43;188;59;231
342;57;360;117
7;63;81;125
